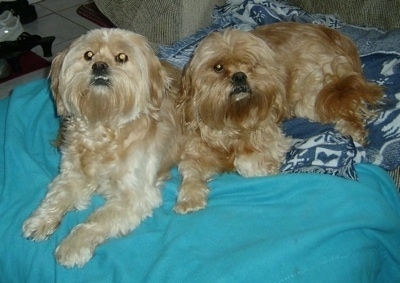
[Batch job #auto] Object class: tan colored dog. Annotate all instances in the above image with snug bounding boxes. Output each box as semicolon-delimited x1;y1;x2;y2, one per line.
22;28;181;268
174;23;382;214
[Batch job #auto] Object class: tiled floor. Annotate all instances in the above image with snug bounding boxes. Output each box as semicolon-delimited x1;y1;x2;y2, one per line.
1;0;101;98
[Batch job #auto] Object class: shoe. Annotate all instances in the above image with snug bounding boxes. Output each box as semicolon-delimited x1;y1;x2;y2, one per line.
0;0;37;24
0;32;55;58
0;11;23;41
0;10;13;23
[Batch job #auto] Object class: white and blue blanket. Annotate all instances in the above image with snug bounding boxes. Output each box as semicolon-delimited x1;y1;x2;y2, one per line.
159;0;400;180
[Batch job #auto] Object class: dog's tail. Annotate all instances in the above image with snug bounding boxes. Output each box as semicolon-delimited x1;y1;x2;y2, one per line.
315;73;383;145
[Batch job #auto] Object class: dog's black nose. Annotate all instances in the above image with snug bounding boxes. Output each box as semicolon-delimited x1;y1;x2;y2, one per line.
92;61;108;72
230;71;251;99
231;72;247;84
91;61;110;86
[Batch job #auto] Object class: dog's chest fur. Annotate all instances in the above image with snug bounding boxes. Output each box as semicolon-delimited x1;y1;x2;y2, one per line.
197;124;255;159
62;117;156;178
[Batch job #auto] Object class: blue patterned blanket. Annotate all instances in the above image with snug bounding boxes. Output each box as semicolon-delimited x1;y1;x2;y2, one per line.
159;0;400;180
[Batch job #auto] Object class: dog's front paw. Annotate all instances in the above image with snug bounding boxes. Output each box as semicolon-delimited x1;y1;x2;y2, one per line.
174;183;209;214
55;230;95;268
235;153;281;177
174;198;207;214
22;215;60;241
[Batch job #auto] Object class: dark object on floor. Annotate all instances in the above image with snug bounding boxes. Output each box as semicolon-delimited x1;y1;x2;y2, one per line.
0;0;37;24
0;32;55;58
0;59;10;80
0;51;50;83
76;2;115;28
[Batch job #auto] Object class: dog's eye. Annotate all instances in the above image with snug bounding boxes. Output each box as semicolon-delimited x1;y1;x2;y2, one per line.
84;51;94;61
115;53;128;63
213;64;224;73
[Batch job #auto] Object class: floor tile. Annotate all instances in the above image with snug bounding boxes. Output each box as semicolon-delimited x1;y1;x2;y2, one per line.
47;38;78;60
58;5;100;30
39;0;91;12
23;13;88;45
33;3;52;18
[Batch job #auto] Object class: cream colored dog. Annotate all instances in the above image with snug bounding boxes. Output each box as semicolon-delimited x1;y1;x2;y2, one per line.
22;28;181;268
174;23;382;214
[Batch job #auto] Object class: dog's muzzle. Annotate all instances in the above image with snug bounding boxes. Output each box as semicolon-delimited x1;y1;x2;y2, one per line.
230;72;251;101
91;61;110;86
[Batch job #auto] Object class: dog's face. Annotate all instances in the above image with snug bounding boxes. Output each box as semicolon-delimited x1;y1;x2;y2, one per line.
50;28;169;125
180;29;286;131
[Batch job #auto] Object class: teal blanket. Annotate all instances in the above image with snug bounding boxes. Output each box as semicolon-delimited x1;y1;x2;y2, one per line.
1;79;400;282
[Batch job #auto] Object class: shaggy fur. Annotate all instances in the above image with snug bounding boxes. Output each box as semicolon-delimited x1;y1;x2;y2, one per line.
174;22;382;214
251;22;383;144
22;28;181;268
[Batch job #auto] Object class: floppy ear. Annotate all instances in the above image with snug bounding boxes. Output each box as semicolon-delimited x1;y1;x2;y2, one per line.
179;58;193;100
177;58;199;110
148;59;170;111
49;50;67;116
177;59;198;127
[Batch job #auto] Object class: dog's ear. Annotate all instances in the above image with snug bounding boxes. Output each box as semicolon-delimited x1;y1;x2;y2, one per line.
148;59;170;111
180;59;193;100
178;59;198;109
177;60;197;127
49;50;67;116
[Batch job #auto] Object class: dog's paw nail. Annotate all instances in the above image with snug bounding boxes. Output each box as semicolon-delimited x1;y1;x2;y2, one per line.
25;234;49;242
22;217;58;241
174;201;206;214
23;230;50;242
